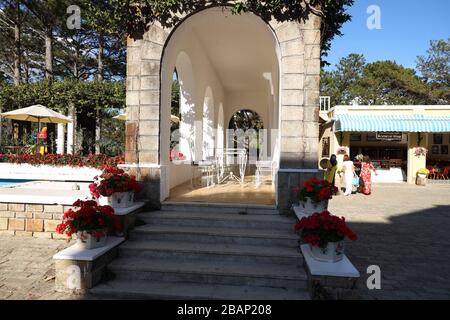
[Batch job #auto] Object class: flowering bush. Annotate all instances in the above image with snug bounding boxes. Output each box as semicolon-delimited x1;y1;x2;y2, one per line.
56;200;122;239
0;153;124;168
294;210;357;249
293;177;337;204
414;147;428;157
89;166;140;198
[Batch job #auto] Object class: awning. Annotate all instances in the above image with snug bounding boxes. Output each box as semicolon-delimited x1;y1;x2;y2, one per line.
334;114;450;132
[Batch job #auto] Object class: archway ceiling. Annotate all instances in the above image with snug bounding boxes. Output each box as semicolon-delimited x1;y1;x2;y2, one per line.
189;10;278;93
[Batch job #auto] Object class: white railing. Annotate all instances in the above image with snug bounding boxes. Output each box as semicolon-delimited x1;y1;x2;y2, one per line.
320;96;331;112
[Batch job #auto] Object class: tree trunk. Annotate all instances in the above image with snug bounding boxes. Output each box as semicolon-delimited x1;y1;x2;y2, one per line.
13;0;21;85
97;32;104;81
45;29;53;81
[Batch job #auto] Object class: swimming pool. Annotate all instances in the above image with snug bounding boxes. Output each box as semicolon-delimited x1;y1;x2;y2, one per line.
0;179;32;187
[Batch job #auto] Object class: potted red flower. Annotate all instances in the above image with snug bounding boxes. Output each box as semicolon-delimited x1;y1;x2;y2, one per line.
89;166;141;209
56;200;123;249
293;177;337;216
294;210;357;262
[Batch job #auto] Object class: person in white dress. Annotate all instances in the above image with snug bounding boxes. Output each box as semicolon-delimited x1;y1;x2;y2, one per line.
342;154;356;196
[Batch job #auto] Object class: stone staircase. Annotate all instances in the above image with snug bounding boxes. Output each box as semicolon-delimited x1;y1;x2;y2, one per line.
90;202;309;299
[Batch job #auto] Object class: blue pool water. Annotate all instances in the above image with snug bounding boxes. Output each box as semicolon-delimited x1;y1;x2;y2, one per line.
0;179;32;187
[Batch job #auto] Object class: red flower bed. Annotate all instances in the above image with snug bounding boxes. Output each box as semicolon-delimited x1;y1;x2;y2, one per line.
89;166;140;198
56;199;122;239
293;177;337;203
294;210;357;249
0;153;124;169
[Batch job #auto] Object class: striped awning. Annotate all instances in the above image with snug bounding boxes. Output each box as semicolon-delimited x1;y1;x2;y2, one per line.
334;114;450;132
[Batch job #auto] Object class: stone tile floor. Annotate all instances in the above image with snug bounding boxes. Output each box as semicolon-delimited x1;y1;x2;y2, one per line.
0;183;449;300
328;183;450;300
0;237;77;300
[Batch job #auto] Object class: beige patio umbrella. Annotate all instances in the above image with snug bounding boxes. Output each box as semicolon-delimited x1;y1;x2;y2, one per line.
114;113;180;123
0;104;72;128
113;113;126;121
1;104;72;154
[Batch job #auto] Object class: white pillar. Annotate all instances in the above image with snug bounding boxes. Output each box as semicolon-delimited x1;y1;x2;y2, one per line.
67;122;74;154
56;123;65;154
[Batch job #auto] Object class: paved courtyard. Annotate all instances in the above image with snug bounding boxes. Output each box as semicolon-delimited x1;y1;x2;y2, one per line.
0;237;74;300
0;183;449;300
329;183;450;299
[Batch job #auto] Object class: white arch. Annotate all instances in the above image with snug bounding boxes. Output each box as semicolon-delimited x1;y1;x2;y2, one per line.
202;87;215;158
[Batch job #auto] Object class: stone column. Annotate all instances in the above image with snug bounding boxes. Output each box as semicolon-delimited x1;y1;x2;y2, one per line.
407;132;428;184
66;122;74;155
56;123;65;154
272;15;322;213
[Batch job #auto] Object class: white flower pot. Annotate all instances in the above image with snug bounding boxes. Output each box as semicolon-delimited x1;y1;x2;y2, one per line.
310;241;344;263
299;198;328;216
76;231;107;250
98;191;134;208
416;174;427;186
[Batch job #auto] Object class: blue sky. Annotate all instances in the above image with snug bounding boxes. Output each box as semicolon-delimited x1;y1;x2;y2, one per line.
325;0;450;71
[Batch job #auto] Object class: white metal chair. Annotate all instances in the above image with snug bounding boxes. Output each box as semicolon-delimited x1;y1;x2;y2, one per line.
255;160;275;187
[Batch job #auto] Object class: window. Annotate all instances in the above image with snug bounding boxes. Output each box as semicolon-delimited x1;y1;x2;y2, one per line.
431;145;439;155
441;145;448;155
433;134;443;144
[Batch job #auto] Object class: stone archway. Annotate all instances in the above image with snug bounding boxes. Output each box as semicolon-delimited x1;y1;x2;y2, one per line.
125;7;322;212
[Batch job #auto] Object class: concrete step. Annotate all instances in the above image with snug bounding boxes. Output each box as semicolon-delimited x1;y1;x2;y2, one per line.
108;257;307;289
161;201;279;215
137;210;296;231
118;240;302;265
130;225;299;247
90;279;310;300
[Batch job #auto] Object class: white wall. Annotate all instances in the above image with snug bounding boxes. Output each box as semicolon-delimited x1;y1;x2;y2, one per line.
160;17;226;193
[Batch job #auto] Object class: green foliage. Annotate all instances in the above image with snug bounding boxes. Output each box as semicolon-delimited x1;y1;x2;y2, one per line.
417;39;450;85
321;54;437;106
416;38;450;104
112;0;353;62
0;79;126;155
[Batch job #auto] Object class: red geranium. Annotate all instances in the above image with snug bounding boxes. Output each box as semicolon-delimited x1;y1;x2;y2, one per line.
56;199;123;239
294;210;357;249
89;166;141;198
294;177;337;204
0;153;124;168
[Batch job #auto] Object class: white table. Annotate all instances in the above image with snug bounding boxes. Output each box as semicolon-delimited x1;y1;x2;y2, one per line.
215;148;247;185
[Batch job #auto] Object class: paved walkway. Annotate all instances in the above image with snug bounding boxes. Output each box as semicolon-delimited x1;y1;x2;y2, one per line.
0;183;449;300
0;237;74;300
328;183;450;299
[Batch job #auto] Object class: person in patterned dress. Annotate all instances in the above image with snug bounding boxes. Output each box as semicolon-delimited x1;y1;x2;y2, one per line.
360;155;378;195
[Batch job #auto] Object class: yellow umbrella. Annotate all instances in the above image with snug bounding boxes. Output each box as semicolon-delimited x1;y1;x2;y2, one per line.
171;115;180;124
1;104;72;126
113;113;126;121
113;113;180;123
0;104;72;154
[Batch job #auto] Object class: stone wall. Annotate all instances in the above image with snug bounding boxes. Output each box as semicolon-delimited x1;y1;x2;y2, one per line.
0;203;68;239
